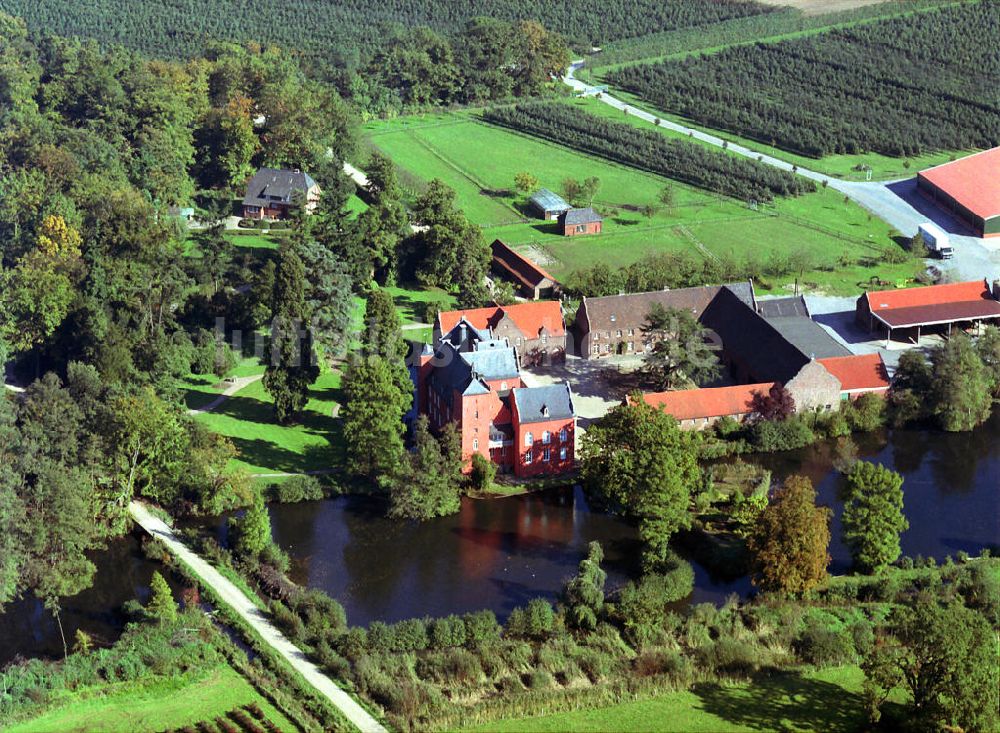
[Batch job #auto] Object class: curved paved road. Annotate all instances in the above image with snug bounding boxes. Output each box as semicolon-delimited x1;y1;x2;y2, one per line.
564;62;1000;282
130;502;386;733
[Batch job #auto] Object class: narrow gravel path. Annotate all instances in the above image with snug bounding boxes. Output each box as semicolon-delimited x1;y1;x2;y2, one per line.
129;501;386;733
187;374;263;416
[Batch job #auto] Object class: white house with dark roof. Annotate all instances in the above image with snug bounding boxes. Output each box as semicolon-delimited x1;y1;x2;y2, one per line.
242;167;321;219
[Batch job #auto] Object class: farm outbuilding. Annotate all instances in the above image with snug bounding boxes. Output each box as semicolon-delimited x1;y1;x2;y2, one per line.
528;189;571;220
490;239;561;300
917;148;1000;239
856;279;1000;345
559;207;603;236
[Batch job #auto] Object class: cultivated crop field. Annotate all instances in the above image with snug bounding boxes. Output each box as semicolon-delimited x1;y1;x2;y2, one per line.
364;109;920;295
607;2;999;159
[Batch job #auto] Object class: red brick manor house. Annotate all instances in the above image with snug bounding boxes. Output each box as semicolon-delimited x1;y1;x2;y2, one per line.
413;303;576;478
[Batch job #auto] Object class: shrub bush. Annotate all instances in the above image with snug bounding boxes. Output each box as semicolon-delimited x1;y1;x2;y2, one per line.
267;475;325;503
794;619;855;666
751;417;815;452
464;610;501;645
429;615;467;649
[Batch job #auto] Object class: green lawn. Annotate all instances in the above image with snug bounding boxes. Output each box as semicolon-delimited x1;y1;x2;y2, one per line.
466;667;891;733
186;366;344;476
365;111;920;295
383;284;456;325
7;664;296;733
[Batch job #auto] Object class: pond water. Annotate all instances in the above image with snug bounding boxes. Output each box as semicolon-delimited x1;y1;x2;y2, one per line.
3;412;997;664
259;409;998;623
0;534;172;667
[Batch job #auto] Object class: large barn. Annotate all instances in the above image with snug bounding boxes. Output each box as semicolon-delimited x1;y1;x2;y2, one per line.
917;148;1000;239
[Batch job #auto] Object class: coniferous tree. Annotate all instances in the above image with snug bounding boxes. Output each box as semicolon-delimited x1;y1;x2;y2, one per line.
263;244;319;424
386;415;462;520
341;355;411;480
146;571;177;625
841;461;908;573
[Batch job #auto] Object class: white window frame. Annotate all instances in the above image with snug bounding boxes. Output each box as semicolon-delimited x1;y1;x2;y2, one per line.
559;447;567;461
542;448;550;462
525;450;533;464
559;428;568;442
525;432;534;447
472;438;479;450
542;431;551;444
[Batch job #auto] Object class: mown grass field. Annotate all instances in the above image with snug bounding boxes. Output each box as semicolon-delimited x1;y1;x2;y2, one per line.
466;666;889;733
188;367;344;476
6;664;296;733
363;110;920;295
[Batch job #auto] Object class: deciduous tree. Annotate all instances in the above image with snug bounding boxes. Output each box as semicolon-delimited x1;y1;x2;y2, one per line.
641;303;720;389
340;355;411;480
749;475;830;594
580;398;699;570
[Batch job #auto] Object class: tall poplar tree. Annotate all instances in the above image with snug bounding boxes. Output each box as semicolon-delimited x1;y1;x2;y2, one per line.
340;355;411;480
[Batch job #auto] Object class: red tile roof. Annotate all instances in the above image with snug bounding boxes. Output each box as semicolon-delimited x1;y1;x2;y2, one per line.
918;147;1000;221
491;240;558;291
439;301;565;339
861;280;1000;328
633;383;776;422
818;354;890;393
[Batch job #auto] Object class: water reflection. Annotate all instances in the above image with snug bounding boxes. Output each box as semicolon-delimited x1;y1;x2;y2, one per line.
0;534;172;667
268;486;642;627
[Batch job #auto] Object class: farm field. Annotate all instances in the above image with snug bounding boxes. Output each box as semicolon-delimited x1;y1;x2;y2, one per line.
604;3;997;161
6;664;296;733
364;111;919;295
604;88;971;182
582;0;953;77
466;666;893;733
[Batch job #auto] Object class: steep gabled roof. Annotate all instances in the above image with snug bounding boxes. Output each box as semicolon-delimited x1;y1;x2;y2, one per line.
700;287;812;383
511;383;575;424
243;168;317;207
491;239;559;290
438;302;565;339
860;279;1000;328
818;354;890;393
634;383;775;421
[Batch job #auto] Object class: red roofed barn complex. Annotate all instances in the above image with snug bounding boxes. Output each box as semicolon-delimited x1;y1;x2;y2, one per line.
856;278;1000;344
917;147;1000;238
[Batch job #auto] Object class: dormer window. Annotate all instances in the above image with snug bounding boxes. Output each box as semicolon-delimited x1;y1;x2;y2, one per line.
541;405;549;417
610;314;616;322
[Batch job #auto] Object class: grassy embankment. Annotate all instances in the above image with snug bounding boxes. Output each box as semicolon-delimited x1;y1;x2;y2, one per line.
466;665;878;733
6;664;297;733
364;110;921;295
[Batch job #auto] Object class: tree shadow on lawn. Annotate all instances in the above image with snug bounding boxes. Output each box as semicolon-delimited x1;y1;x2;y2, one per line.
209;391;344;473
692;671;877;733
